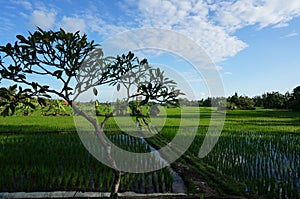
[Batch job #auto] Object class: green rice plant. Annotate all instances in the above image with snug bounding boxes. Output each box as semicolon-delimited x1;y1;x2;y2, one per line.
71;172;78;187
144;173;149;193
78;174;84;189
163;167;173;192
57;175;63;188
200;130;300;199
106;169;113;190
152;172;158;193
157;169;163;192
1;131;177;194
84;175;90;190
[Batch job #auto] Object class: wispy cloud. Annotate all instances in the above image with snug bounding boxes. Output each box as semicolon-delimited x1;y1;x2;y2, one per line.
282;31;298;38
11;0;32;10
223;71;233;75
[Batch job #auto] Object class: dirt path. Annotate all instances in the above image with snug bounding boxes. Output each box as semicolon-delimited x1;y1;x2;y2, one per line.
173;162;219;198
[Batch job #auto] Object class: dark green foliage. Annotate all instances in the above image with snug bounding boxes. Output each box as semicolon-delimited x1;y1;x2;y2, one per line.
227;92;255;110
262;92;286;109
289;86;300;111
199;97;212;107
95;100;111;116
0;28;97;103
0;85;36;116
42;99;69;116
197;85;300;111
252;86;300;111
128;100;139;116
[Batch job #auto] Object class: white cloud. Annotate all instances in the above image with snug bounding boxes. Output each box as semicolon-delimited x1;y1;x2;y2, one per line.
60;16;86;33
24;0;300;64
11;0;32;10
223;71;233;75
212;0;300;32
119;0;300;63
272;22;289;28
29;10;56;29
84;13;128;38
282;31;298;38
131;0;248;62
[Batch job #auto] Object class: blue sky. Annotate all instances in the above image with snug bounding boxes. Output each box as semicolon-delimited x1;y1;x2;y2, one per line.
1;0;300;100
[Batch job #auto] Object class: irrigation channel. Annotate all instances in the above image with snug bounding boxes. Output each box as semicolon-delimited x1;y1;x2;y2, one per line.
141;136;187;194
82;133;188;194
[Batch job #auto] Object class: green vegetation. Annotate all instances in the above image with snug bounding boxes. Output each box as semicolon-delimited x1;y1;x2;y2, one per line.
150;107;300;198
0;107;299;198
0;28;181;198
0;27;299;198
0;133;173;193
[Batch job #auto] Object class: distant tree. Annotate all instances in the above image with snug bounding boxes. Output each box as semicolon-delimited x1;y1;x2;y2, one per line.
289;86;300;111
95;100;111;116
42;99;69;116
227;93;255;110
284;92;292;109
238;96;255;110
263;92;286;109
253;95;264;107
18;97;36;116
228;92;239;109
202;97;212;107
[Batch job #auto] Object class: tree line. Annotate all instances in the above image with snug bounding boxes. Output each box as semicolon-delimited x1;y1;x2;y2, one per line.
179;85;300;111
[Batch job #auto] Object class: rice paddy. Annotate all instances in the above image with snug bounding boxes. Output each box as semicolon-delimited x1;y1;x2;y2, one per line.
0;106;299;198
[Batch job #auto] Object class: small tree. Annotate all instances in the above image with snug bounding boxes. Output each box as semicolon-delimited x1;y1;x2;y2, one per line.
0;28;181;198
42;99;69;116
18;97;36;116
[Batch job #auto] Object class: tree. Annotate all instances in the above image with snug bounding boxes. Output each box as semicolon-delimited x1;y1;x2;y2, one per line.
42;99;69;116
253;95;264;107
289;86;300;111
226;93;255;110
263;92;286;109
18;97;36;116
0;28;181;198
111;58;182;127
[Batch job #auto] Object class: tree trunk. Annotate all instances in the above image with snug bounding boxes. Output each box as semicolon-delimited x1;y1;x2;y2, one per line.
110;170;122;199
72;105;122;198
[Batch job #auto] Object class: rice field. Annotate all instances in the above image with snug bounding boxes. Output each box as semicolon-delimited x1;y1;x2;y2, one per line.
0;107;299;198
0;133;173;193
158;107;300;198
